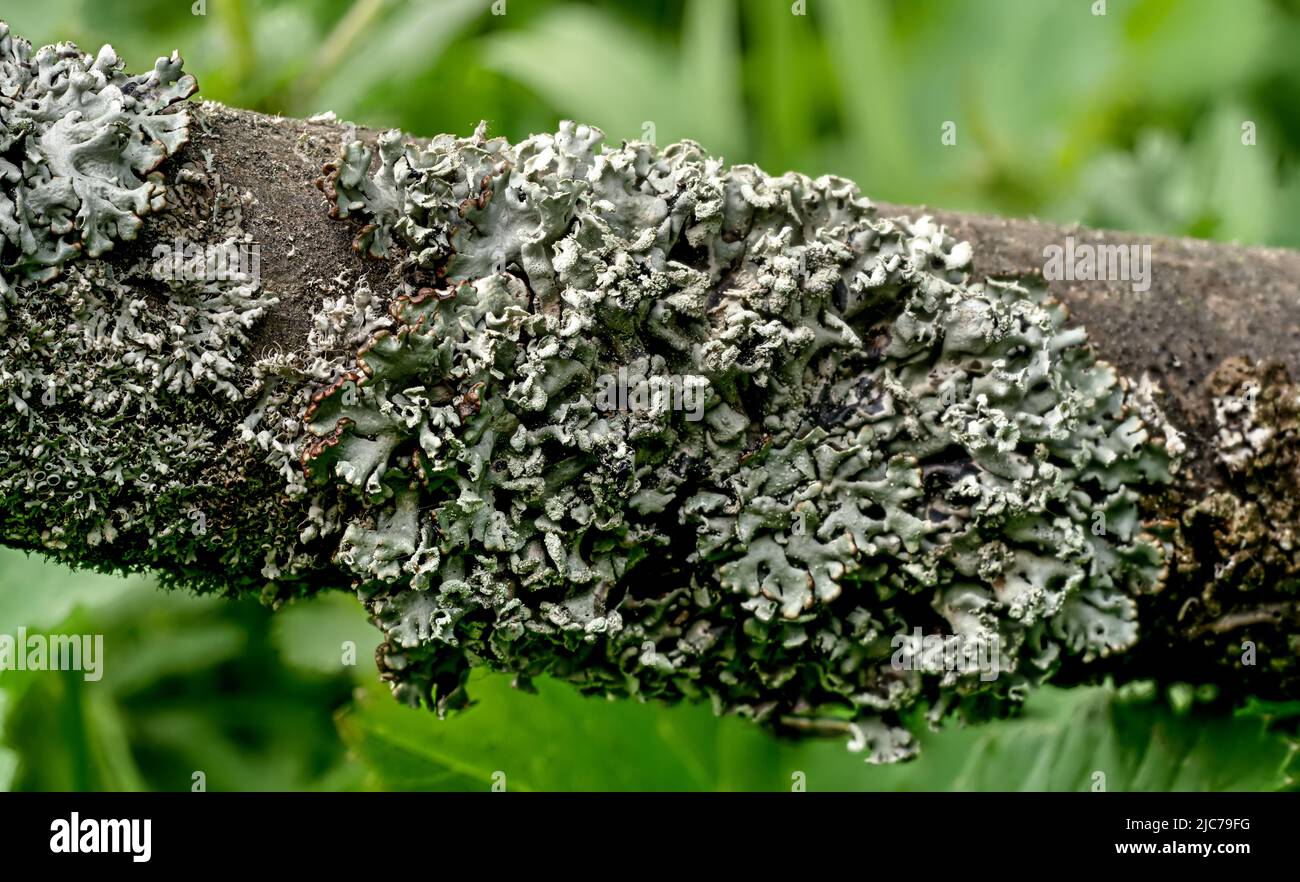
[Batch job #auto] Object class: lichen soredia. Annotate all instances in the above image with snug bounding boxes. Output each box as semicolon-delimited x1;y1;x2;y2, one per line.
308;119;1178;761
0;26;296;595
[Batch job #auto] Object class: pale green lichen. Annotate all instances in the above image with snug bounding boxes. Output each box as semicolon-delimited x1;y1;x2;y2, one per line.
311;121;1177;759
0;22;195;299
0;30;298;594
0;24;1184;761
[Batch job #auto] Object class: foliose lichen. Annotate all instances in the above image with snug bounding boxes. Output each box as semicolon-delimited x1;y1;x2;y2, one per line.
0;22;195;299
310;120;1178;758
0;29;309;595
1153;358;1299;694
0;24;1209;761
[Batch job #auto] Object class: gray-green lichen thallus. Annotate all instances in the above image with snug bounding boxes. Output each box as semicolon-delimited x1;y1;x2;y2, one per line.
311;120;1178;760
0;25;1195;762
0;26;300;594
0;25;194;292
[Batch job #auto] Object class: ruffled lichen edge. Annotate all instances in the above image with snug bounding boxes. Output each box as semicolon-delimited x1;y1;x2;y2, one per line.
304;120;1180;760
2;19;1286;762
0;22;196;298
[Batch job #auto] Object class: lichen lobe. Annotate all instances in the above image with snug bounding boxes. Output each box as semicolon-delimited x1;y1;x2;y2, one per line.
0;22;196;296
306;120;1177;759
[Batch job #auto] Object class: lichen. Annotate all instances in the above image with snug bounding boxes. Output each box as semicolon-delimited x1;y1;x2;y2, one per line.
0;22;1198;759
0;22;195;300
310;120;1177;758
1133;358;1300;697
0;31;314;597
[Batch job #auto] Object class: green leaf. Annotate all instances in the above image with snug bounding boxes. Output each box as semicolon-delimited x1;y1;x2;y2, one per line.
337;673;779;791
273;591;379;677
0;547;144;634
1;553;360;792
1060;102;1285;246
678;0;744;158
480;4;745;156
1120;0;1275;103
304;0;487;120
818;0;911;195
340;677;1298;791
747;0;822;174
788;685;1298;792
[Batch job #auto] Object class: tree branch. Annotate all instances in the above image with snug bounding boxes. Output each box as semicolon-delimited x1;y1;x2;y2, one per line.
1;26;1295;760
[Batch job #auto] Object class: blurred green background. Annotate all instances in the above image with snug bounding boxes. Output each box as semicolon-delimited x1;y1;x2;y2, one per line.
1;0;1299;791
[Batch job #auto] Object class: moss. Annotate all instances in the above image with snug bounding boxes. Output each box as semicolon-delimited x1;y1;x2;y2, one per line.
308;120;1177;758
